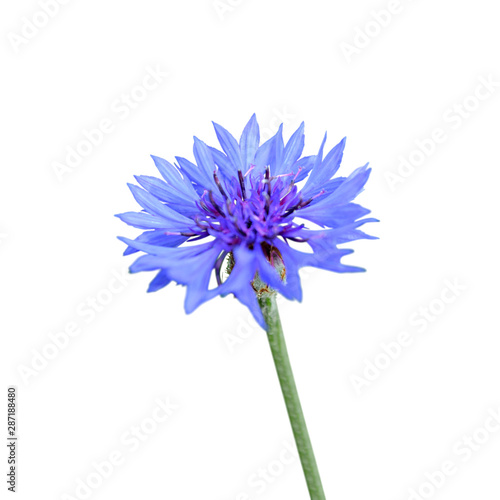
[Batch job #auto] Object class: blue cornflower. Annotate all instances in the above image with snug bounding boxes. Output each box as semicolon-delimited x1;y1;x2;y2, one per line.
116;115;377;328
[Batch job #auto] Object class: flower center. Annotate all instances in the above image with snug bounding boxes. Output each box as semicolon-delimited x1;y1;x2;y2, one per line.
191;166;319;249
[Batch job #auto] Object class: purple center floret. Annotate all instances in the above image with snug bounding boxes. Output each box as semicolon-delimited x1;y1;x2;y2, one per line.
190;166;324;251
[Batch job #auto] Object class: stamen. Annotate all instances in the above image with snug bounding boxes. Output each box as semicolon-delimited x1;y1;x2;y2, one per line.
244;164;255;177
284;236;308;243
282;189;326;217
194;217;209;229
282;197;301;218
299;189;326;209
208;190;224;217
233;217;248;237
188;234;210;242
263;190;270;215
279;183;297;205
293;167;303;181
199;199;211;213
213;171;228;199
238;170;246;200
225;198;234;216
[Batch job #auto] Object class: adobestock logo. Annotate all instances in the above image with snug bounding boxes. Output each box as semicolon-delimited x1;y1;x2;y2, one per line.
260;106;298;142
350;277;467;394
247;441;297;495
404;405;500;500
17;267;134;385
51;65;169;183
223;441;297;500
222;267;313;354
339;0;416;64
60;396;179;500
213;0;245;21
7;0;72;54
385;74;499;191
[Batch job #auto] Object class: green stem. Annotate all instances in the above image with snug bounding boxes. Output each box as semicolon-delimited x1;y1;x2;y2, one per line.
259;293;326;500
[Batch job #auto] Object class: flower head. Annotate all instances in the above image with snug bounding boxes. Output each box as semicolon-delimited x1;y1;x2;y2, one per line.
117;115;377;328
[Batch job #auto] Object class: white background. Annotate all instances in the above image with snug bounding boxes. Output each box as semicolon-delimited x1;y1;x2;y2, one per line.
1;1;500;499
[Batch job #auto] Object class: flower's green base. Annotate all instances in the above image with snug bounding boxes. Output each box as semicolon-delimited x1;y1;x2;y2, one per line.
259;293;326;500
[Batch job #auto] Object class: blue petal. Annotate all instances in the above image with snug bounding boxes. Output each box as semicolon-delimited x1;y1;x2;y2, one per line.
116;211;179;230
306;239;366;273
150;155;197;197
271;240;303;302
209;146;235;181
119;236;208;257
326;164;371;206
329;225;378;244
271;124;284;175
275;122;304;176
183;244;224;314
299;219;378;245
319;177;346;196
217;246;265;328
303;137;346;196
239;114;260;170
253;133;276;174
128;254;170;273
147;270;171;292
134;175;199;216
213;121;243;172
298;202;371;228
123;239;225;312
175;156;212;192
298;164;371;223
314;133;327;169
275;233;367;280
123;230;188;256
127;184;194;227
193;137;217;188
292;155;316;182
